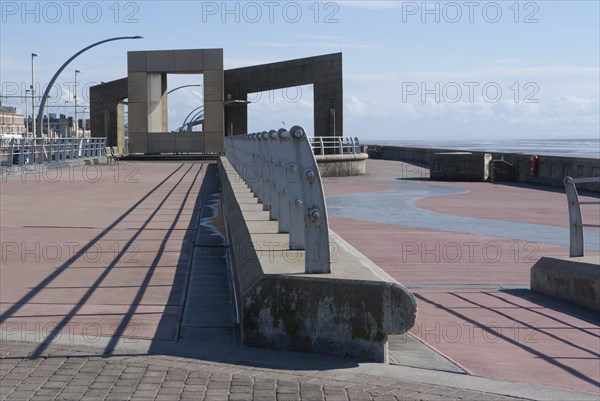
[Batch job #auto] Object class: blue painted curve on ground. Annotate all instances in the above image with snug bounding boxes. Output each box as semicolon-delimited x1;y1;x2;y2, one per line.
326;182;600;251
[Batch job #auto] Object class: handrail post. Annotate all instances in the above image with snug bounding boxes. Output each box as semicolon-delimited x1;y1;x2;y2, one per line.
19;139;26;165
225;126;331;273
564;176;584;257
8;139;15;166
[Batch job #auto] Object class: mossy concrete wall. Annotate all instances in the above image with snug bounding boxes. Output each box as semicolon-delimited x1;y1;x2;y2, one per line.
315;153;368;177
218;157;417;362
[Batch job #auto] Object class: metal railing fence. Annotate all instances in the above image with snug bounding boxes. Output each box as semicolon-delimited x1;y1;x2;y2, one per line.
2;137;107;166
564;176;600;257
309;136;361;155
225;126;331;274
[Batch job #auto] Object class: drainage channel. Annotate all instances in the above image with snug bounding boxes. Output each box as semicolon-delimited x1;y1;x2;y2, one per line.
179;162;240;344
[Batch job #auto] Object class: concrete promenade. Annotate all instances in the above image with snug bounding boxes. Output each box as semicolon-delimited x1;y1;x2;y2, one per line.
324;159;600;394
1;160;598;400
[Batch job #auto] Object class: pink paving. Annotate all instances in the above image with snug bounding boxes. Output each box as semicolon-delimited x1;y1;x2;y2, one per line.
415;180;600;229
324;159;600;394
0;162;205;348
1;158;598;394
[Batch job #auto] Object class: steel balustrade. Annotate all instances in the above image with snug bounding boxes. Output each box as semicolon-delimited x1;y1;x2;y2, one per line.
309;136;361;155
564;176;600;257
3;137;107;166
225;126;331;274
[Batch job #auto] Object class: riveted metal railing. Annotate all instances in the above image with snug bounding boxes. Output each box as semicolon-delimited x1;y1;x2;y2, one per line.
309;136;361;155
564;176;600;257
225;126;331;274
2;137;107;166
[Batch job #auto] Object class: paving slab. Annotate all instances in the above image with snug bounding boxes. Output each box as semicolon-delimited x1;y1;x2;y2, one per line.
1;162;206;348
324;159;600;394
2;158;598;400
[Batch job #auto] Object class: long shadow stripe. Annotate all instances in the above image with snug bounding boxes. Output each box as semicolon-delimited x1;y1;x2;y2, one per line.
414;293;600;388
450;292;600;358
484;292;600;339
0;163;186;325
103;163;205;355
29;163;197;358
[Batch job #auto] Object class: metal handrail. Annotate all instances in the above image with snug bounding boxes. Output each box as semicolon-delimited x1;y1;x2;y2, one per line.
225;126;331;274
2;137;107;166
564;176;600;257
309;136;361;155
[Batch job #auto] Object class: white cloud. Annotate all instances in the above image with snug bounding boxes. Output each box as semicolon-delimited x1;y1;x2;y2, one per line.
346;95;367;117
546;96;599;116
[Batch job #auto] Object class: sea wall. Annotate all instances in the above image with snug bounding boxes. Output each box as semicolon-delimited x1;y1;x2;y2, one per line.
366;145;600;192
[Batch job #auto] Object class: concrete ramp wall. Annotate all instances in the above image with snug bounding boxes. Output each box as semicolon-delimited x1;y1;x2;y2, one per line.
218;156;417;362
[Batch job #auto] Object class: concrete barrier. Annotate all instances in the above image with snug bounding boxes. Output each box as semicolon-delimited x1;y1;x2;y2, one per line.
315;153;368;177
430;152;492;181
218;156;417;362
531;256;600;311
367;145;600;192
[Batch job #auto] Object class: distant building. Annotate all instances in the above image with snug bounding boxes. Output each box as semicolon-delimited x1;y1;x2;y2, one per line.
0;102;25;135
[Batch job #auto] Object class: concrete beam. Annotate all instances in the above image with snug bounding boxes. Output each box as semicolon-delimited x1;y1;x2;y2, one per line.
224;53;343;137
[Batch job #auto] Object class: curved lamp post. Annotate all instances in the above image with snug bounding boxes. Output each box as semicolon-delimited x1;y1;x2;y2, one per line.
31;53;38;138
179;105;204;132
36;35;143;137
167;84;201;95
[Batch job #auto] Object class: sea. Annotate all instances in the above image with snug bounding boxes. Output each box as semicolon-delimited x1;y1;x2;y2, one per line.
366;138;600;157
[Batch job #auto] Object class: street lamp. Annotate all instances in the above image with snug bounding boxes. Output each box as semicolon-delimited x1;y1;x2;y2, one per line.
24;89;30;135
74;69;80;137
64;100;69;137
31;53;38;138
36;35;143;137
167;84;201;95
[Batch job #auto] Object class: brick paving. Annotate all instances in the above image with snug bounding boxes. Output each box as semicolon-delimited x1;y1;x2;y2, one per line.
0;340;525;401
323;159;600;394
1;159;597;400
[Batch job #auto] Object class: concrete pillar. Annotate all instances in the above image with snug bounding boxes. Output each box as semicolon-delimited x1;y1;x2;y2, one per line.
147;73;164;132
90;78;128;153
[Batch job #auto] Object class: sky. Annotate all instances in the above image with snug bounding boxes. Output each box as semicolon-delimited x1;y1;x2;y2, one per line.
1;0;599;141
